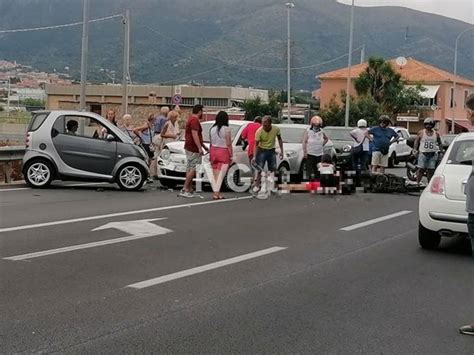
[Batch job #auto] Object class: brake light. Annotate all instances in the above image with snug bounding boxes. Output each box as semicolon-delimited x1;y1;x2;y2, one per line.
25;133;30;148
430;175;445;195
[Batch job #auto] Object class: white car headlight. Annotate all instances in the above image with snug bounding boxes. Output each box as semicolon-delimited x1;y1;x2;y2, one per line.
160;149;171;160
286;150;298;159
202;154;210;164
342;145;352;153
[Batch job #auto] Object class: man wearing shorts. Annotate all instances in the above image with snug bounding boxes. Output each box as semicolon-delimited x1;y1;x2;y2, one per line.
414;118;442;185
252;116;284;192
180;105;208;198
368;115;398;174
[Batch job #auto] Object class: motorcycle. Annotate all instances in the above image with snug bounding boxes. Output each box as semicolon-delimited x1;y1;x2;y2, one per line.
406;151;444;182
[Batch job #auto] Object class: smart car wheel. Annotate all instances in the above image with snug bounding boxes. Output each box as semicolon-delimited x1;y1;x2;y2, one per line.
418;222;441;250
116;164;146;191
24;159;54;188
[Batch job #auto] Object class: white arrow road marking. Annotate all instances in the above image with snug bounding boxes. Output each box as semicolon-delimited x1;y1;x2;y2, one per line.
340;210;413;231
126;246;288;289
3;219;172;261
0;197;252;233
92;218;171;236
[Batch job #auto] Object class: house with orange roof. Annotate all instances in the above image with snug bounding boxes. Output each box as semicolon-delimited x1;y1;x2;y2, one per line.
316;57;474;134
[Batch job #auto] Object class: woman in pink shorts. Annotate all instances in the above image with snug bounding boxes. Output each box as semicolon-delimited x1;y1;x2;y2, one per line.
209;111;233;200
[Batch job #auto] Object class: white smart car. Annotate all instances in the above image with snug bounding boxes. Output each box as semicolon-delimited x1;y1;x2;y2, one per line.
418;132;473;249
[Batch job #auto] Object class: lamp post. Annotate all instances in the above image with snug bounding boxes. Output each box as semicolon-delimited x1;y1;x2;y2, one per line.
79;0;89;111
100;68;116;84
285;2;295;123
344;0;355;128
451;26;474;133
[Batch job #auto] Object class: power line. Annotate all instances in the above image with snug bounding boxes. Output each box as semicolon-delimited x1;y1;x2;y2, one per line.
143;25;363;73
157;42;282;85
0;14;123;34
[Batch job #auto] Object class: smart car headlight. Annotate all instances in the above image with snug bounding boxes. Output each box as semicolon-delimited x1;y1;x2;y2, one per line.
342;144;352;153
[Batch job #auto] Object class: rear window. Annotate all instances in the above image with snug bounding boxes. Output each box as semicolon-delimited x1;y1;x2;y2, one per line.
28;113;49;132
447;140;474;165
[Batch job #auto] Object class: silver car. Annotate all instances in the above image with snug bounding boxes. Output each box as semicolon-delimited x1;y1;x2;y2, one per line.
276;123;337;179
22;111;149;191
157;120;293;189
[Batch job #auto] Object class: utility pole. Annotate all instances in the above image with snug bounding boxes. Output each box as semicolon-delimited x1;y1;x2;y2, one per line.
6;78;10;117
122;10;130;115
360;44;365;64
79;0;89;111
285;2;295;123
344;0;355;128
451;26;474;133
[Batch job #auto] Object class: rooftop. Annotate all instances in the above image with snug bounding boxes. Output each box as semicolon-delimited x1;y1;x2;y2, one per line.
317;57;474;87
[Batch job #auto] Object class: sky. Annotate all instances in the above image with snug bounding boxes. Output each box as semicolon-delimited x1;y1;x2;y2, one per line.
337;0;474;24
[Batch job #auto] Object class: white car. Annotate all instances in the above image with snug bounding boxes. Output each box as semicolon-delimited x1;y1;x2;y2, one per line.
418;132;473;249
157;120;292;189
388;127;412;167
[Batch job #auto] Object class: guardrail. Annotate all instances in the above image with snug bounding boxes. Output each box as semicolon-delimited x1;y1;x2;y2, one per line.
0;146;25;162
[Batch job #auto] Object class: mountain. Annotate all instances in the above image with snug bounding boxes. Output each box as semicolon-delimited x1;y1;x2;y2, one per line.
0;0;473;90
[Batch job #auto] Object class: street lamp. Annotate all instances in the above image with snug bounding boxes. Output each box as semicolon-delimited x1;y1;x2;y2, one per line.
100;68;116;84
451;26;474;133
285;2;295;123
344;0;355;128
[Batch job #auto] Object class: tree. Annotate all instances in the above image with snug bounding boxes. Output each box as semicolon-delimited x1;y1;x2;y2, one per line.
242;94;281;121
320;92;382;127
21;98;45;108
354;56;425;117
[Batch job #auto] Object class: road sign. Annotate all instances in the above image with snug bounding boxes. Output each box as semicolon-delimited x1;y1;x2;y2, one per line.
172;94;182;105
397;116;419;122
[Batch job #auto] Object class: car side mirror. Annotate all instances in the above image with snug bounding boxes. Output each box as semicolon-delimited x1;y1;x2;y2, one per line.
106;134;115;142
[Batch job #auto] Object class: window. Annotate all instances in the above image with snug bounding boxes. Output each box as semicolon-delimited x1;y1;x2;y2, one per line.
465;90;469;109
447;140;474;165
202;98;228;107
28;112;49;132
56;115;109;140
450;87;454;108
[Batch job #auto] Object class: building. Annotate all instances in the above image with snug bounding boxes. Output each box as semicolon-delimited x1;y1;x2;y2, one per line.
317;58;474;133
46;84;268;124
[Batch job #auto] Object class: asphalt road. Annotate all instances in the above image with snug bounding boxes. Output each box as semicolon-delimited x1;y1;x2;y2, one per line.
0;173;473;354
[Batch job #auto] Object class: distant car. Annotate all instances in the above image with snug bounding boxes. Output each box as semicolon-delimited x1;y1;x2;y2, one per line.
22;111;149;190
418;132;473;249
323;126;354;169
276;123;337;179
388;127;413;167
441;134;457;150
157;120;293;189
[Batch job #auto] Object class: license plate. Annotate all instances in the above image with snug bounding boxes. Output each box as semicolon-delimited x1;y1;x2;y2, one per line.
175;165;186;173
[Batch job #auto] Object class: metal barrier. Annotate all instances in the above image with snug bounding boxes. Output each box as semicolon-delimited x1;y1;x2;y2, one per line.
0;146;25;162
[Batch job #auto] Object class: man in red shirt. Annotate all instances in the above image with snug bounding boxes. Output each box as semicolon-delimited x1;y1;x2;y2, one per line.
241;116;262;189
180;105;208;197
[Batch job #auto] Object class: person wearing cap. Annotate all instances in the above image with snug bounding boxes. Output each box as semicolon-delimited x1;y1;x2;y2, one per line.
302;116;328;180
413;118;442;185
350;119;370;173
367;115;399;174
459;93;474;336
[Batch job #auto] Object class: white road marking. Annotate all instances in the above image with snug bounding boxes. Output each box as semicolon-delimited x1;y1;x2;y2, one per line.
0;182;110;193
0;187;30;192
0;197;252;233
92;218;170;235
4;218;173;261
126;246;287;289
3;234;169;261
340;210;413;231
